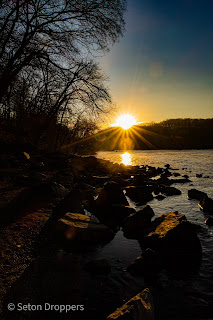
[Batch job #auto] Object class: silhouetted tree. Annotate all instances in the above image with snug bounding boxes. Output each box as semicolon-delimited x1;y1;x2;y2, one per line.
0;0;126;149
0;0;126;103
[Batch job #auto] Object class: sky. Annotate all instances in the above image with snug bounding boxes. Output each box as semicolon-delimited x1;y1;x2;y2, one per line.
101;0;213;124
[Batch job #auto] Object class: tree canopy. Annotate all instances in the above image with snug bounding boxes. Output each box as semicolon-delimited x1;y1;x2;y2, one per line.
0;0;126;148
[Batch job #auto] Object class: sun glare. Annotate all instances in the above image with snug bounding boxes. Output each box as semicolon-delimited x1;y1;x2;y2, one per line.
113;113;137;130
121;152;132;165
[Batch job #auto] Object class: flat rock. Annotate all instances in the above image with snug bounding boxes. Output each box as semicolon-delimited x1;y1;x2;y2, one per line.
52;212;114;246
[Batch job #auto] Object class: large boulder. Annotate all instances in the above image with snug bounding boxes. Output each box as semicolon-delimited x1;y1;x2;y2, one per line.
199;196;213;214
78;183;97;200
188;189;207;201
141;211;202;268
107;288;154;320
52;189;84;219
122;205;155;239
51;212;114;247
125;186;154;205
94;205;136;231
111;205;136;224
96;181;128;207
94;182;130;229
126;248;162;276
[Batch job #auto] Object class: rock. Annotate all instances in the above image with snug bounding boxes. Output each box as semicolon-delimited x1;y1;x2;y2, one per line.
205;217;213;226
94;182;131;229
107;288;154;320
91;175;111;186
33;181;68;198
155;195;166;201
29;172;46;183
127;249;161;276
163;169;172;177
196;174;202;178
16;172;46;186
155;176;171;185
94;205;136;231
153;186;160;195
161;186;181;196
84;259;111;275
96;181;128;207
173;172;181;177
183;174;189;178
188;189;207;201
199;196;213;214
126;255;143;275
125;186;154;205
78;181;97;196
111;205;136;223
52;189;84;219
122;205;155;239
141;211;202;268
52;213;114;246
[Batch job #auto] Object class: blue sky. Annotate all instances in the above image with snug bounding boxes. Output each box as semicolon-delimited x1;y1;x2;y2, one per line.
101;0;213;123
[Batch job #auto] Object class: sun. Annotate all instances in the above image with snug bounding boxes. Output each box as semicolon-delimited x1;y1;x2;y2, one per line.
113;113;137;130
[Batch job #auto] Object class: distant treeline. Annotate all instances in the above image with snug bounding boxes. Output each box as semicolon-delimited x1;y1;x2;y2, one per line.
94;118;213;151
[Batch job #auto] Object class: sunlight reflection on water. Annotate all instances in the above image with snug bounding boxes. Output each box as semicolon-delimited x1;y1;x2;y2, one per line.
121;152;132;165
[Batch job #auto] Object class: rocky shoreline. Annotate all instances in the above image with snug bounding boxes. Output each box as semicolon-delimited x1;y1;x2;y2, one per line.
1;151;213;319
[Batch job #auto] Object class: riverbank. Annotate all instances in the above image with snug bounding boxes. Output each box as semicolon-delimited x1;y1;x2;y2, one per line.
0;150;212;319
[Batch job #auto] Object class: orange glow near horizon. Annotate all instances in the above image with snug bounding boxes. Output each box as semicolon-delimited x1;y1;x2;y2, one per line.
112;113;137;130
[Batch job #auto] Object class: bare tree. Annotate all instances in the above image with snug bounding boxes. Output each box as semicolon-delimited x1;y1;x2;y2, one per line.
0;0;126;102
